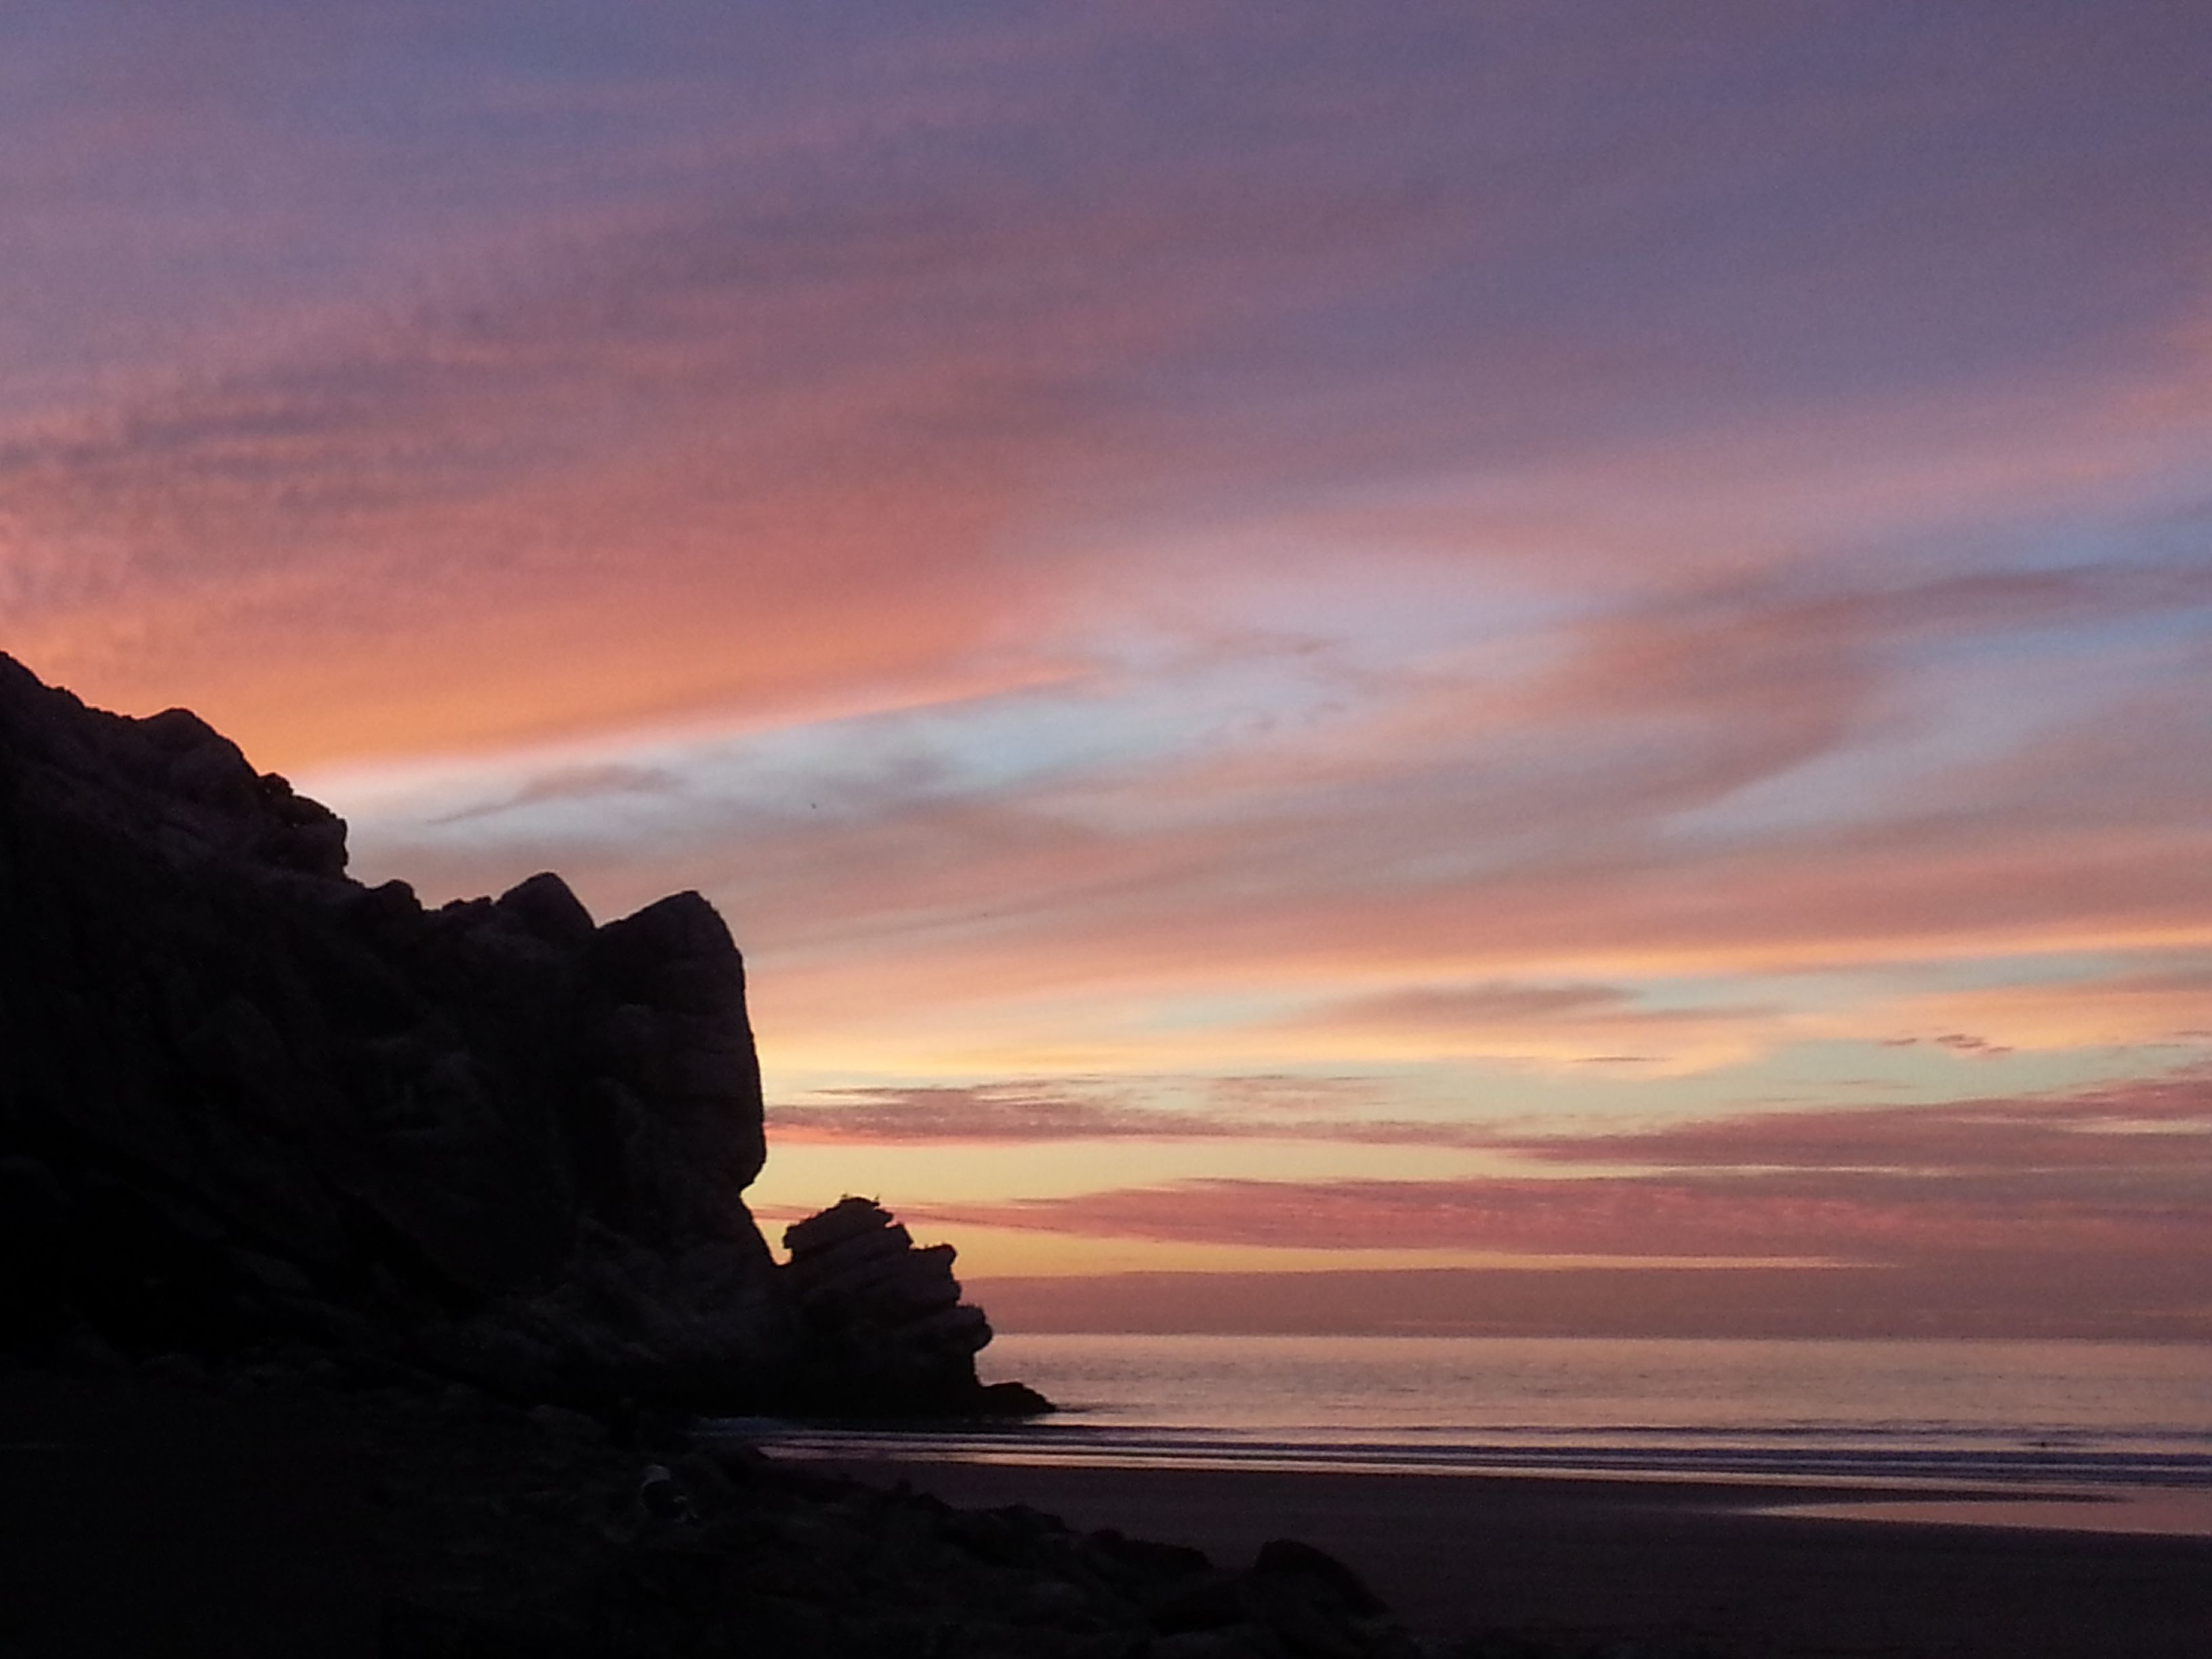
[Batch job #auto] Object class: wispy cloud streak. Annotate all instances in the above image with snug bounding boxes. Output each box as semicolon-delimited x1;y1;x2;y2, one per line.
6;1;2212;1320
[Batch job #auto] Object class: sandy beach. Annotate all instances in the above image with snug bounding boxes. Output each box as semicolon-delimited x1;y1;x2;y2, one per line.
800;1453;2212;1658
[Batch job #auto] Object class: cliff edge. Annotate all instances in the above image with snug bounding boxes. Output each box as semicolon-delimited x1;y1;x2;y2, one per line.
0;653;1034;1418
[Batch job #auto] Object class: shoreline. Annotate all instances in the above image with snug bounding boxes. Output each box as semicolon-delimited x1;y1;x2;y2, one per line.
734;1415;2212;1538
747;1434;2212;1512
787;1450;2212;1658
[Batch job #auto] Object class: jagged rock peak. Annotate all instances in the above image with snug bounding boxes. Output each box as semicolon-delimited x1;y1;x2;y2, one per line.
0;651;348;878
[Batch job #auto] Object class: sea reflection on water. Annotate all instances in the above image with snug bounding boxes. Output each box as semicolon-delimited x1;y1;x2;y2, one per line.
975;1333;2212;1454
1755;1489;2212;1538
722;1334;2212;1530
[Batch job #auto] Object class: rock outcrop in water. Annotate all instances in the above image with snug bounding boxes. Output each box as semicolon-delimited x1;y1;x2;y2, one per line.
785;1197;1050;1417
0;652;1036;1418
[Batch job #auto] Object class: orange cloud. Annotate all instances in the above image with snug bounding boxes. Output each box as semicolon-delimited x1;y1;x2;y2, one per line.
1866;964;2212;1052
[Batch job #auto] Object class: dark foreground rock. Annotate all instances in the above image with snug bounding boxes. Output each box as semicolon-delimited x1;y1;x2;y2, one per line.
390;1456;1420;1659
0;652;1029;1418
0;1359;1419;1659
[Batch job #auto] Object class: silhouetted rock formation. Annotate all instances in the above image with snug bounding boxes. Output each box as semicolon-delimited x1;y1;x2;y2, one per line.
0;652;1037;1418
784;1197;1049;1416
375;1437;1415;1659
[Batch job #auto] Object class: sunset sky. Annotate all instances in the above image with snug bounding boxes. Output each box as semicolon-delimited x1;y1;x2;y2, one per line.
5;2;2208;1336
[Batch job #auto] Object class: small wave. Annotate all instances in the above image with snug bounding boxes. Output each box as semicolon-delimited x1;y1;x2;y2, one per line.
716;1420;2212;1492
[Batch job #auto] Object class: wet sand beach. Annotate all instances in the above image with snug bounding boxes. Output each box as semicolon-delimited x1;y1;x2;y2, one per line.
802;1453;2212;1659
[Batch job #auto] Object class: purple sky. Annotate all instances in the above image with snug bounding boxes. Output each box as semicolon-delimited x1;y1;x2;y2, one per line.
4;1;2209;1331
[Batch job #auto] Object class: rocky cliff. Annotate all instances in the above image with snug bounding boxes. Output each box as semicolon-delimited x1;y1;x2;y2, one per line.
0;653;1033;1417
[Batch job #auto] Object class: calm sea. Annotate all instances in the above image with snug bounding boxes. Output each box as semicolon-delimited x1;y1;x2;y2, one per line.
733;1334;2212;1532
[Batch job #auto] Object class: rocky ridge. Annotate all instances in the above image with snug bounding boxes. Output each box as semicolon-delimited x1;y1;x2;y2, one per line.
0;651;1021;1418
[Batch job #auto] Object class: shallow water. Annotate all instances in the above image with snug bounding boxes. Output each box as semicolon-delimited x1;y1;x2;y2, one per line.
729;1333;2212;1532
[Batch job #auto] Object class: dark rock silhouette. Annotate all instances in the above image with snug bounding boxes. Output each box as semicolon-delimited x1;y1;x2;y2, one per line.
0;652;1036;1417
0;656;1441;1659
784;1196;1050;1416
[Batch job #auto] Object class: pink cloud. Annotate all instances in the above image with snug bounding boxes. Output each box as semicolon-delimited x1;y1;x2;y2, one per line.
1507;1072;2212;1172
920;1150;2210;1265
964;1256;2212;1340
768;1071;2212;1188
0;35;1466;771
770;1082;1229;1145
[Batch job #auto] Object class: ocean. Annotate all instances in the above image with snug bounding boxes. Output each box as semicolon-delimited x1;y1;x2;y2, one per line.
734;1333;2212;1534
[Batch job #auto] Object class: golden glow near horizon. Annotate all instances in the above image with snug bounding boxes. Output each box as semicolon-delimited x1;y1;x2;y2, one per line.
4;4;2209;1330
